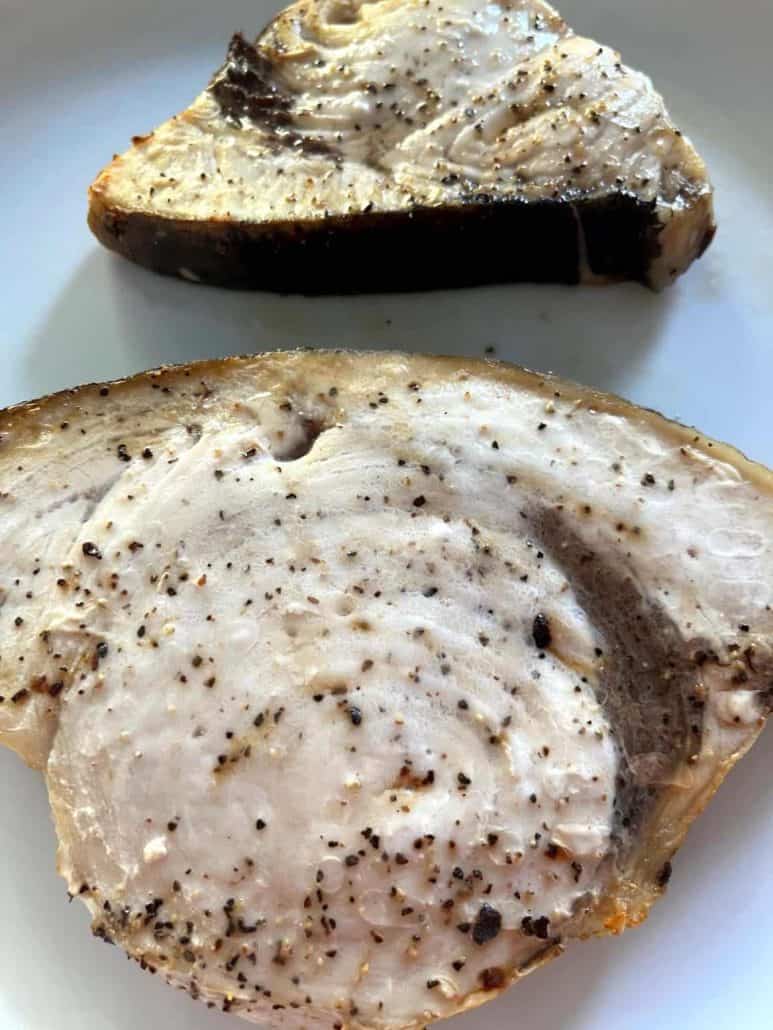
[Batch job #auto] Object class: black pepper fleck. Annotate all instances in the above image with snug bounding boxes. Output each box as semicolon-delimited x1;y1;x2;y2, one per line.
532;613;552;649
472;904;502;945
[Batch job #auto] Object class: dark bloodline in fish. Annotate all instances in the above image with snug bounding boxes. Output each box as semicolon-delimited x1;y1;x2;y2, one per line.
209;34;333;157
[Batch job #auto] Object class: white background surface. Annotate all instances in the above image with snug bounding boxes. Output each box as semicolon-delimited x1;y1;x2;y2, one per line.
0;1;771;1028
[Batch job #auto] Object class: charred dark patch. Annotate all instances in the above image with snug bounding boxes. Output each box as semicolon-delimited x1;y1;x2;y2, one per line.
656;861;673;888
534;508;704;850
209;34;331;157
478;967;506;990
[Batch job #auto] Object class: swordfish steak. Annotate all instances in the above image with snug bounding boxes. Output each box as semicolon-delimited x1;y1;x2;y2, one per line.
0;351;770;1029
88;0;715;292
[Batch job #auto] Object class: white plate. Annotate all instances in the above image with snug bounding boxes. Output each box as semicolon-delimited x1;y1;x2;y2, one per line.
1;1;771;1028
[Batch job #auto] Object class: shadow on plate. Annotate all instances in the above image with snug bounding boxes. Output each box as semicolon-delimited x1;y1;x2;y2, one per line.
1;720;769;1029
23;248;675;401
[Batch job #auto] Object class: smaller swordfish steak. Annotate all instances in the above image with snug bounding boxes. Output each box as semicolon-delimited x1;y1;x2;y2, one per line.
88;0;715;292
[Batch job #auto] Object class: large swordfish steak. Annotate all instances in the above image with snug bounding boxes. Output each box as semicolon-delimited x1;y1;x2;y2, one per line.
1;351;769;1028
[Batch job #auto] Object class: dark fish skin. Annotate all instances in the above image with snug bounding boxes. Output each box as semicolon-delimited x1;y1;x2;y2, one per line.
89;190;669;293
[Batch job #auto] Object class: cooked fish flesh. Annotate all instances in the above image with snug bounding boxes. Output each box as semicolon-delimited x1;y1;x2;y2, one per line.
1;351;769;1030
88;0;715;292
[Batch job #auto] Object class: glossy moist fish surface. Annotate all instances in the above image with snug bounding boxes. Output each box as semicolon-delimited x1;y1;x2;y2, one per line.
88;0;715;292
0;352;770;1030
